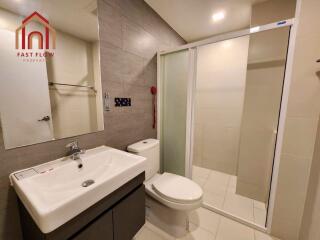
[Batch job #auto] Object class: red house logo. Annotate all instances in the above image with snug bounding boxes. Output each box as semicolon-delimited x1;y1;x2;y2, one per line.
15;11;56;50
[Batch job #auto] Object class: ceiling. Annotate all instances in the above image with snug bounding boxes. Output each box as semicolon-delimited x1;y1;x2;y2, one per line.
144;0;267;42
0;0;98;41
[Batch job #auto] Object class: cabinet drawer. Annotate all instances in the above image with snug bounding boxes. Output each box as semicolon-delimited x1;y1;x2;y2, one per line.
113;185;145;240
71;210;113;240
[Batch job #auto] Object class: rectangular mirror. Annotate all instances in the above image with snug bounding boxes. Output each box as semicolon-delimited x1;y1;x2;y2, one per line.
0;0;103;149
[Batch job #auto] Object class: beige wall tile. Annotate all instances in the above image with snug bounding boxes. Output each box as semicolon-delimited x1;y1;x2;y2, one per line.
251;0;296;27
282;117;318;159
272;154;312;239
299;116;320;240
286;34;320;118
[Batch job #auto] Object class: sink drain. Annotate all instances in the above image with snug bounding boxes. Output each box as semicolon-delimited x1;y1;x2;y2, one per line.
82;179;95;187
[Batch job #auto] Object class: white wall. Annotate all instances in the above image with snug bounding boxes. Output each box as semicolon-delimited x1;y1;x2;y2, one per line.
47;30;101;139
0;8;22;31
193;36;249;175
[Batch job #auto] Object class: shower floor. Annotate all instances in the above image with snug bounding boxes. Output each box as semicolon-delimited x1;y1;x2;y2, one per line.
192;165;267;227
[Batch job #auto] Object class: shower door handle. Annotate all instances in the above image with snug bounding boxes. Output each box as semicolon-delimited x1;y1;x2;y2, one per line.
38;116;51;122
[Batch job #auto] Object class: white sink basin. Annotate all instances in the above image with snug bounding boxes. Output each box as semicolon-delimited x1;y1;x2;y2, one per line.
10;146;146;233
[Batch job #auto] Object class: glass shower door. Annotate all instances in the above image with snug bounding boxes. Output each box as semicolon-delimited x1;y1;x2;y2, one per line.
160;50;190;176
191;27;291;227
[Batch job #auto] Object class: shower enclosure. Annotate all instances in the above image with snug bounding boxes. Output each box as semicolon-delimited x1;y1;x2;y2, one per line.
158;20;293;231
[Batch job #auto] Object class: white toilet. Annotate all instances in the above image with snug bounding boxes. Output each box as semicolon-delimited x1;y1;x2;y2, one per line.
127;139;203;238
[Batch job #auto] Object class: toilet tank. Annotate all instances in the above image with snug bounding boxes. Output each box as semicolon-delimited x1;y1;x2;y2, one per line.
127;139;160;181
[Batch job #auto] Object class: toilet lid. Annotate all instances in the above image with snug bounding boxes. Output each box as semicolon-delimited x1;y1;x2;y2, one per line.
152;173;203;204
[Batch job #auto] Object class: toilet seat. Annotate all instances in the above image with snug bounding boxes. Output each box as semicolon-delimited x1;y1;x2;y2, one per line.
152;173;203;204
145;173;203;211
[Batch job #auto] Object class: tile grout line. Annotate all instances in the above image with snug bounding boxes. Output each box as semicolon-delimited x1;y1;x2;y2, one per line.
221;174;231;211
213;214;222;240
252;197;256;233
253;229;257;240
201;170;211;191
204;169;211;181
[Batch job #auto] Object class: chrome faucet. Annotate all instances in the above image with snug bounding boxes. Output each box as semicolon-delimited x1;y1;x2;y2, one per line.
66;141;85;168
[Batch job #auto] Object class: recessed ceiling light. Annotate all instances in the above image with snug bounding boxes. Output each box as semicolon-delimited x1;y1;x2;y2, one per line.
212;11;225;22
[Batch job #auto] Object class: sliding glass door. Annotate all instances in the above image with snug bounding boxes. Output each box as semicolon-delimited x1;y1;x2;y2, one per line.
159;22;292;228
160;50;190;176
192;27;291;227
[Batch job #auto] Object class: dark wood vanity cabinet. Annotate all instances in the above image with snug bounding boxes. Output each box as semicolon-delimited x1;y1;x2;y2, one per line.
18;173;146;240
71;210;113;240
113;185;145;240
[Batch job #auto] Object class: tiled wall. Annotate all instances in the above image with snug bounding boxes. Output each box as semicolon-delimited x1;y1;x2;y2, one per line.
0;0;185;238
299;116;320;240
270;0;320;239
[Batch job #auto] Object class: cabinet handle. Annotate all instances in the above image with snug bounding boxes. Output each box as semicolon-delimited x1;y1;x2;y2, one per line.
38;116;50;122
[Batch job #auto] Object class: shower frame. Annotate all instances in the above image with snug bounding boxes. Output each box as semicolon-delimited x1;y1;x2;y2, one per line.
157;17;299;234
